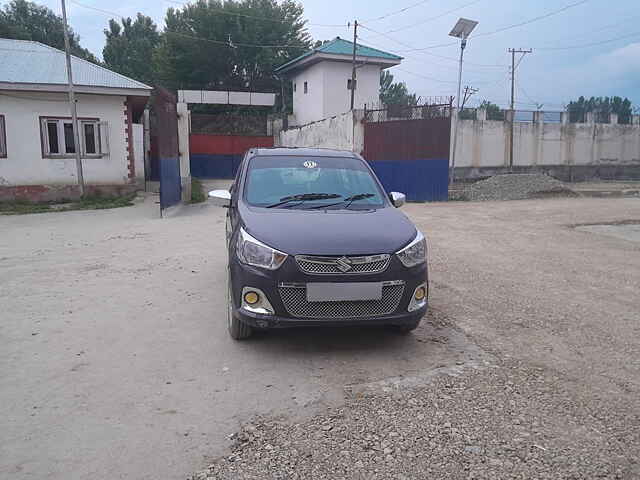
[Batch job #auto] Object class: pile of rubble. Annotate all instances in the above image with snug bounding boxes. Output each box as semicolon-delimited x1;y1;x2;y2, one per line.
459;174;578;201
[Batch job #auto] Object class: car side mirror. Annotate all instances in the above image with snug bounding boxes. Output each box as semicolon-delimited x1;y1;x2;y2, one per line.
389;192;406;208
209;189;231;207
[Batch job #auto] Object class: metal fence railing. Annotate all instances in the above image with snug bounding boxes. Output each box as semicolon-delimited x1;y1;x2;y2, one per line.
364;103;453;123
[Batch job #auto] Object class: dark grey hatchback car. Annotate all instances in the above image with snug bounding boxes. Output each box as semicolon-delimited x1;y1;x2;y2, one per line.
209;148;428;340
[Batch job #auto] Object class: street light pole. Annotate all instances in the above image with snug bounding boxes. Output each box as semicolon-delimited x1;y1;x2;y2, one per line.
60;0;85;196
448;18;478;187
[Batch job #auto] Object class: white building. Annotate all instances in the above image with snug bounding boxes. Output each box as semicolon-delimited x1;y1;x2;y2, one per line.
0;39;151;202
275;37;401;126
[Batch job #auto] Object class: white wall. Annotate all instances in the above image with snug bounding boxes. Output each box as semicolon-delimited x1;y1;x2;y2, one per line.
454;111;640;169
0;91;129;186
277;110;365;153
291;63;325;126
322;62;381;119
291;61;381;126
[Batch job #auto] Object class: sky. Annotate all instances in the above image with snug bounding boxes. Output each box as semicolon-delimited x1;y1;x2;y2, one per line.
6;0;639;110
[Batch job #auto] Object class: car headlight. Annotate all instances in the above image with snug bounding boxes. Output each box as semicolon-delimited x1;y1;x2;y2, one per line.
236;228;287;270
396;231;426;267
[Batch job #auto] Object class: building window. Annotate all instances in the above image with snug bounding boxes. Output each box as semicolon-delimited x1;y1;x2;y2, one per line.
304;81;308;94
40;117;109;158
0;115;6;158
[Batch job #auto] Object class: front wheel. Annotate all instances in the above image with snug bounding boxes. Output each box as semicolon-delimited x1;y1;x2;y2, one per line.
227;272;252;340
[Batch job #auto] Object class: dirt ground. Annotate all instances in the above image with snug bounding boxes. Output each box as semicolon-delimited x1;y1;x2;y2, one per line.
1;194;639;479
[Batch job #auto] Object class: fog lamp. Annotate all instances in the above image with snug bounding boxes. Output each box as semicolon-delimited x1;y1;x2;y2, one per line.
244;291;260;305
414;286;426;301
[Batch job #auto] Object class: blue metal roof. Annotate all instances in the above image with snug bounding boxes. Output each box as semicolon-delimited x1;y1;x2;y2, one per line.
0;39;151;90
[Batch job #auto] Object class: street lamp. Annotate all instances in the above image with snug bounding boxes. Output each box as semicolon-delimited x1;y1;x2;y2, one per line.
448;17;478;186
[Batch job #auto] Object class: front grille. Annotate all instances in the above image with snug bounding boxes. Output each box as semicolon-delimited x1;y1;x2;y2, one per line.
278;281;405;319
296;254;390;275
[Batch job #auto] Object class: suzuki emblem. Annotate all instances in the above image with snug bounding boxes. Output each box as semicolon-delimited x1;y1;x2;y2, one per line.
335;256;353;272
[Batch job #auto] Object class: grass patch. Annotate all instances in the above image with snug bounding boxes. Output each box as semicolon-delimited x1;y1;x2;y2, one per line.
190;178;206;204
0;194;136;215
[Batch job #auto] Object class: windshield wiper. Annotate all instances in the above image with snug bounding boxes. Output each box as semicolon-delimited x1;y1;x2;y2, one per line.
266;193;342;209
309;193;375;210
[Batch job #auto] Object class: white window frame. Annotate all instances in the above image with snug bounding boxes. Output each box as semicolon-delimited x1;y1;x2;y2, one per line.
40;117;109;158
0;115;6;158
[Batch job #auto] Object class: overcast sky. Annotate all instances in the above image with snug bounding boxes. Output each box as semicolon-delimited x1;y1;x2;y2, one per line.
8;0;640;110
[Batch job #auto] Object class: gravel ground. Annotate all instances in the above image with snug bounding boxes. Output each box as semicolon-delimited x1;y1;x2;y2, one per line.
190;196;640;480
460;174;577;201
192;359;638;480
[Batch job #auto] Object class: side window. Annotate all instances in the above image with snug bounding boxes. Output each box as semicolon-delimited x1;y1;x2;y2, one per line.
40;117;108;158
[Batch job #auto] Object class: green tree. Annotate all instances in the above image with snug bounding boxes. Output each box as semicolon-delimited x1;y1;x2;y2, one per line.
0;0;98;63
567;96;633;124
103;14;160;85
379;70;417;107
153;0;312;101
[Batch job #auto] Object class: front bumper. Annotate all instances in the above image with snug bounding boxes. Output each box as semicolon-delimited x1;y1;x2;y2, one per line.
229;254;428;329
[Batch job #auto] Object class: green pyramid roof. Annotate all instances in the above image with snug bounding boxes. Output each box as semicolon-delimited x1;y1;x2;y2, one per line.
275;37;402;74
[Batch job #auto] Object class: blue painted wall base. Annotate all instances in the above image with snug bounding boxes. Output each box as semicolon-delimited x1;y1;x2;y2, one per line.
190;154;243;179
369;158;449;202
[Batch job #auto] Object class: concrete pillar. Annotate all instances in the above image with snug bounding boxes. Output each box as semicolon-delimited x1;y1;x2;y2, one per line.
586;112;595;124
477;108;487;121
533;110;544;124
560;112;569;125
177;102;191;202
610;113;618;125
504;109;515;123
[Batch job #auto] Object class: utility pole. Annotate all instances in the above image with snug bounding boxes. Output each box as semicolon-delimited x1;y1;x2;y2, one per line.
349;20;358;110
508;48;532;110
461;85;478;110
508;48;532;169
61;0;84;196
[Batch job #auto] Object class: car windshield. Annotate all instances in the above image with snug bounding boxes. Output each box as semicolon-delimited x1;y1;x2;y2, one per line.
244;156;386;209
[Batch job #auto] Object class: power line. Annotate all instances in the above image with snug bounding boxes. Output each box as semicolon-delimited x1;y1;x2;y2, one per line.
69;0;311;49
385;0;484;35
360;0;434;24
162;0;348;27
395;67;458;84
400;0;592;51
472;0;591;39
359;24;506;67
535;30;640;50
536;14;640;45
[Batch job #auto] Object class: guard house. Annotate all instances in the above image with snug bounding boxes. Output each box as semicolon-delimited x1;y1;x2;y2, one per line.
275;37;402;126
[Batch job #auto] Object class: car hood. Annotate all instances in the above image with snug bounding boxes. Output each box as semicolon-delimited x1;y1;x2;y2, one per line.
239;205;417;255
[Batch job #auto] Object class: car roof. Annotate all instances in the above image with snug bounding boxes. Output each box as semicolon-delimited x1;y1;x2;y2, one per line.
249;147;359;158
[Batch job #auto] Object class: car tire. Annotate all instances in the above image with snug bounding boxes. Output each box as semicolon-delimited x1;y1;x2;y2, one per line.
391;318;421;334
227;272;252;340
